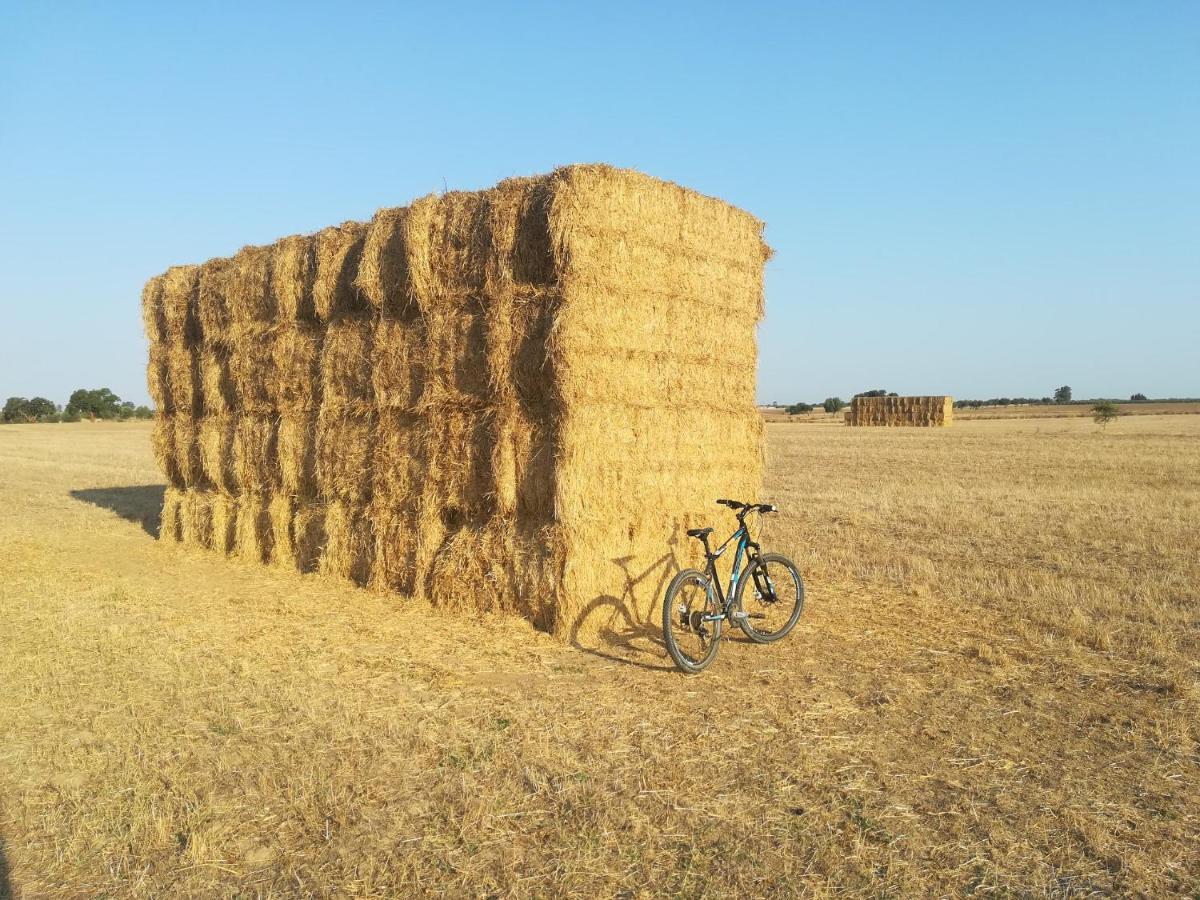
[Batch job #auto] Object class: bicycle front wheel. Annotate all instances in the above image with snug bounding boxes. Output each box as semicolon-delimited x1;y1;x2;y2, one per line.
734;553;804;643
662;569;722;673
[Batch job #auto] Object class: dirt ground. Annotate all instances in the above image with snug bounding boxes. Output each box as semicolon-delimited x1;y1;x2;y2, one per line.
1;417;1197;896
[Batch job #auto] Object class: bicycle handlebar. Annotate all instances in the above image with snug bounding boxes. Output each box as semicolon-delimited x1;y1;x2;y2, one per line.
716;498;777;514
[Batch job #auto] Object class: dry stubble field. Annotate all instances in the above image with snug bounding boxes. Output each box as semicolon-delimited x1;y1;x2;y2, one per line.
1;416;1197;897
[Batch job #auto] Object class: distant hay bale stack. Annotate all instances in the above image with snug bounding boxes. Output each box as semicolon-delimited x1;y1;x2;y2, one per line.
847;395;954;427
142;164;768;641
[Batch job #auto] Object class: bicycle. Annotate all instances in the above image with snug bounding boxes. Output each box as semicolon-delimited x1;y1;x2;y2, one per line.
662;499;805;674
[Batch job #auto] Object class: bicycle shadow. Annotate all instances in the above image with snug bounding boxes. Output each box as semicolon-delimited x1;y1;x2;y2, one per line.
68;485;165;538
568;552;682;673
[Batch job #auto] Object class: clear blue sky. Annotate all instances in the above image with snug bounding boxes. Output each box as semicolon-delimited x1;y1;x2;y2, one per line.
1;2;1197;406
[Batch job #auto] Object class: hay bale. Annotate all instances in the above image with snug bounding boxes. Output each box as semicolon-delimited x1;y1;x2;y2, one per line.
278;412;318;498
198;415;238;493
170;416;205;488
355;207;413;317
268;494;295;567
372;318;425;408
181;490;214;548
235;494;273;563
313;223;368;319
164;346;199;418
142;275;167;346
272;235;316;321
210;493;238;554
161;265;201;346
846;395;954;427
146;346;169;412
227;245;274;326
315;406;373;505
199;342;236;416
143;164;770;643
321;500;373;585
198;258;234;341
320;319;373;408
274;324;322;413
151;417;182;488
160;488;185;542
228;325;279;415
233;415;279;495
293;503;326;573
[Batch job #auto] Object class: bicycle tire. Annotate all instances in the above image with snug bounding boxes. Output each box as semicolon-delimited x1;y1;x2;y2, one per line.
662;568;722;673
734;553;804;643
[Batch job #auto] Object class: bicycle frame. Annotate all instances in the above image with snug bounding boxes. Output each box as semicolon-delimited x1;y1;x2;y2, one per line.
698;518;764;622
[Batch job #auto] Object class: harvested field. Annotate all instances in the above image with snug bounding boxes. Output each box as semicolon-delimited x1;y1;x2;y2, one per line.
145;164;768;640
1;417;1197;895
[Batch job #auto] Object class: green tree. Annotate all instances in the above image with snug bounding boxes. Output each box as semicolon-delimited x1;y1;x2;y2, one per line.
133;405;154;419
65;388;123;420
785;402;814;414
1130;393;1147;402
27;397;57;420
1054;385;1072;404
1092;402;1120;429
3;396;30;422
823;397;846;413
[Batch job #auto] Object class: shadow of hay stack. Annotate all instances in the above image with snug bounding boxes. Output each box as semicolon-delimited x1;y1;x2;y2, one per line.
142;164;769;642
69;485;165;538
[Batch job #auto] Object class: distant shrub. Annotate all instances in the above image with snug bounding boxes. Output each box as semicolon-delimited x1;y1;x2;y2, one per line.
785;402;814;414
823;397;846;413
1092;402;1120;429
1130;393;1147;402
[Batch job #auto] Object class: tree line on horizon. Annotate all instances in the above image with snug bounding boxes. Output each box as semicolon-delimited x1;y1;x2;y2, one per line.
1;388;152;423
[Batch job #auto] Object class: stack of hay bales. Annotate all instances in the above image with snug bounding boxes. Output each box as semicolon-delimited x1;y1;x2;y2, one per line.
846;395;953;427
144;164;769;639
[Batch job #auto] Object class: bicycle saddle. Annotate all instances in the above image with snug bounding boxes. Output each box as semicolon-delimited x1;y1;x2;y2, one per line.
686;527;714;538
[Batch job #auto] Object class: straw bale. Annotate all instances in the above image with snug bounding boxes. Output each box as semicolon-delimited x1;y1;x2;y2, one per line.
199;342;236;415
198;258;234;341
171;416;206;488
228;245;274;326
163;345;199;417
198;415;238;493
160;487;185;543
272;235;316;321
181;491;214;549
233;415;279;494
235;494;273;563
368;501;419;595
228;325;279;415
355;207;413;317
210;493;238;555
273;324;321;412
320;319;373;408
160;265;201;346
145;164;771;644
315;406;374;505
142;275;166;346
372;409;421;507
372;317;425;408
278;413;318;499
321;500;373;586
313;223;368;319
293;503;326;573
268;494;295;568
146;346;169;412
151;417;181;488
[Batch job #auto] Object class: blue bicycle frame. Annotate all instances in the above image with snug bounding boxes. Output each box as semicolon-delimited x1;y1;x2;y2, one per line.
700;525;752;622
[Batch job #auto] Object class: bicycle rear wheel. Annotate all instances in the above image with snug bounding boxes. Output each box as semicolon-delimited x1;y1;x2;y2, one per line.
734;553;804;643
662;569;722;673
